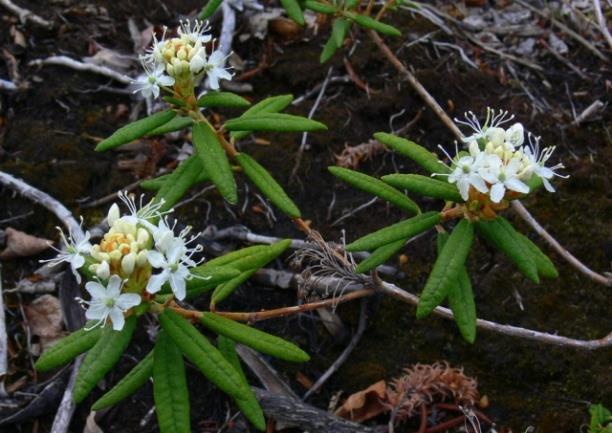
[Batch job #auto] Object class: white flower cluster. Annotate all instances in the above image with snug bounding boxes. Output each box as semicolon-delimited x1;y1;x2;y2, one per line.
436;109;566;203
43;192;205;331
133;20;232;98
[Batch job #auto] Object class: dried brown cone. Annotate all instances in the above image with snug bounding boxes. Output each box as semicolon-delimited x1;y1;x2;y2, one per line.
382;362;479;422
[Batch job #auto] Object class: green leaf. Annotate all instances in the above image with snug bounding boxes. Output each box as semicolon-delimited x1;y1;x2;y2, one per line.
416;219;474;319
192;121;237;204
346;211;441;252
159;310;265;429
205;245;271;268
516;231;559;279
329;166;420;215
199;0;223;19
95;110;176;151
590;403;612;433
184;266;242;298
476;217;540;283
201;313;310;362
280;0;305;25
236;153;301;218
153;331;190;433
382;174;462;202
162;96;186;107
92;350;153;410
141;160;209;192
437;233;476;343
225;113;327;133
355;238;406;274
217;336;248;385
320;35;339;63
154;156;206;211
231;94;294;140
331;18;351;47
222;239;291;272
211;269;258;306
34;324;102;372
304;0;337;14
73;317;138;403
374;132;450;175
198;92;251;108
146;116;193;136
350;14;401;37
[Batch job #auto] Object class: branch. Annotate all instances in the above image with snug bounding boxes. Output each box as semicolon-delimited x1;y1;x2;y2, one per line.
0;0;53;28
28;56;132;85
511;201;612;287
0;171;84;239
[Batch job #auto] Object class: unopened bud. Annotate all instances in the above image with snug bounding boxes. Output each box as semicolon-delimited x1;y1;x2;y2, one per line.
108;203;120;226
136;250;149;267
121;253;136;275
109;250;122;262
96;260;110;279
137;228;150;247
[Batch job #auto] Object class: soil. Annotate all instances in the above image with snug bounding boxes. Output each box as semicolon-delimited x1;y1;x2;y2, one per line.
0;1;610;433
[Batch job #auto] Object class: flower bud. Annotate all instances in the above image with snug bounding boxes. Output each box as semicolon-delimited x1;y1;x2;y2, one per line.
485;127;505;148
121;253;136;275
136;250;149;267
137;228;150;247
108;203;120;226
96;260;111;279
109;250;122;263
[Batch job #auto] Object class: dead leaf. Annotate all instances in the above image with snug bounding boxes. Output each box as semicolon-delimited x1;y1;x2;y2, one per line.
334;380;388;423
83;48;134;73
0;227;52;260
25;294;64;351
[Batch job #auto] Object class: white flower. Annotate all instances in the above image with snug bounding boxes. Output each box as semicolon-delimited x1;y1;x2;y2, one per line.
132;60;174;99
504;122;524;148
456;108;514;144
115;191;169;228
77;275;141;331
480;155;530;203
41;226;92;284
177;19;212;45
204;50;232;90
521;134;567;192
484;127;506;148
142;26;168;64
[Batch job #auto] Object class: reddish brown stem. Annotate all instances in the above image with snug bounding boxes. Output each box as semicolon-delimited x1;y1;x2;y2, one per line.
424;415;465;433
417;405;428;433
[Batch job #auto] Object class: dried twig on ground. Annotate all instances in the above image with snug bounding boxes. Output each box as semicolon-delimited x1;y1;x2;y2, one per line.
28;56;132;85
0;0;53;28
335;139;387;169
0;265;6;396
592;0;612;51
50;356;82;433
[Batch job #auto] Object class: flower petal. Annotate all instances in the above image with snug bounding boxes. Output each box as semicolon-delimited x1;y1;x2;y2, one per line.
505;177;529;194
85;281;106;299
116;293;141;310
169;271;187;300
490;182;505;203
85;303;108;321
109;307;125;331
147;250;167;268
146;271;169;294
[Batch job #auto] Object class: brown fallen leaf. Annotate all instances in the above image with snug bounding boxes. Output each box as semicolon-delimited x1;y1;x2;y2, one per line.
0;227;52;260
334;380;388;423
25;294;64;352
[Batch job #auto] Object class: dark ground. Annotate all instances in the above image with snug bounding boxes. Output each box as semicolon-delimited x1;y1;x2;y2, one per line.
0;0;611;432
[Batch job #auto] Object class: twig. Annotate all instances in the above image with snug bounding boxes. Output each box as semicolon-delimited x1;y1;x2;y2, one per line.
331;197;378;227
0;79;17;93
511;201;612;287
50;355;82;433
0;265;7;397
0;0;53;28
291;66;334;181
0;171;84;239
592;0;612;51
292;76;352;106
571;99;605;126
514;0;609;62
367;30;463;141
541;40;588;79
28;56;132;85
236;345;299;398
302;298;369;400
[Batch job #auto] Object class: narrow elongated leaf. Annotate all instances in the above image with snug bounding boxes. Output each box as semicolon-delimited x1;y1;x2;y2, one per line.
204;245;271;268
95;110;176;151
159;310;265;429
320;35;339;63
382;174;462;202
304;0;336;14
146;116;193;136
516;232;559;279
355;238;406;274
346;211;441;252
211;268;258;306
437;233;476;343
476;217;539;283
350;14;401;37
374;133;450;175
141;161;209;192
73;317;138;403
199;0;223;19
92;350;153;410
416;220;474;318
184;266;242;298
329;166;420;214
280;0;305;25
237;153;301;218
154;331;190;433
231;94;294;140
225;113;327;132
155;156;205;211
224;239;291;272
198;92;251;108
159;310;248;399
201;313;310;362
193;121;237;204
332;18;350;47
35;324;102;372
217;336;248;384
